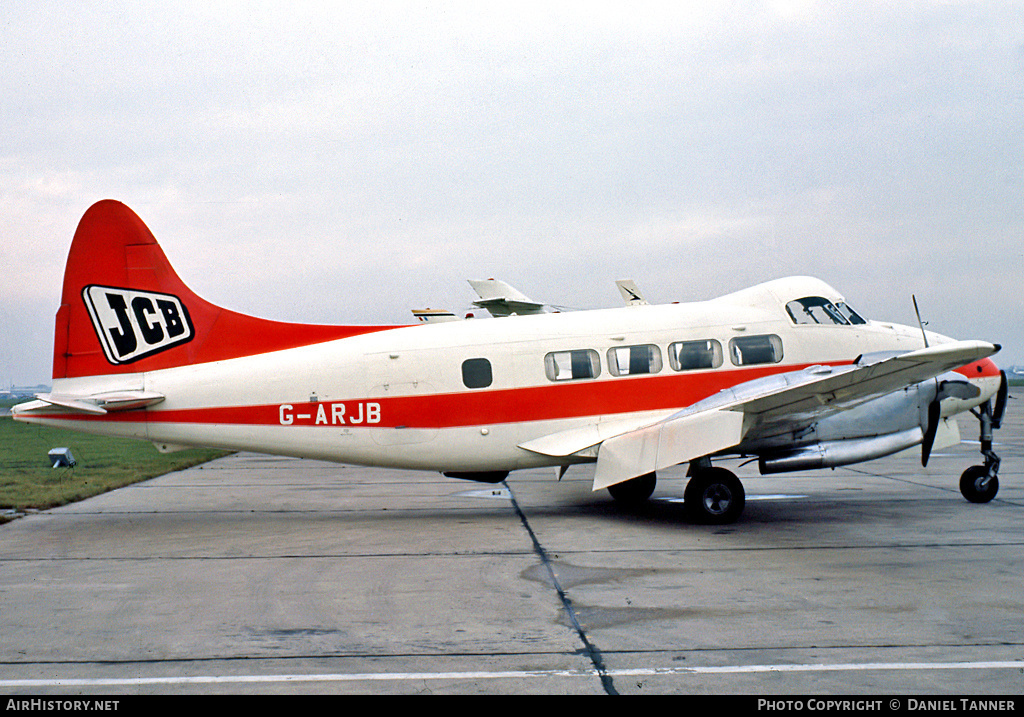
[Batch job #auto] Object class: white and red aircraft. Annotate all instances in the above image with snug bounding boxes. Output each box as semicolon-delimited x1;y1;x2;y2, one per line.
13;200;1009;523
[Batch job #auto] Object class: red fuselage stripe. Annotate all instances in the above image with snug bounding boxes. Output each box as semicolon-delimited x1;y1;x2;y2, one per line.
39;363;814;429
37;358;998;430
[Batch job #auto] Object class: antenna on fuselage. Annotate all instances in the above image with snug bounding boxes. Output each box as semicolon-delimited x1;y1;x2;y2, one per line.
913;294;940;467
912;295;929;349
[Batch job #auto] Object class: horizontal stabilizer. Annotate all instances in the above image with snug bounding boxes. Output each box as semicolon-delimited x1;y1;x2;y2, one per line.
26;390;166;415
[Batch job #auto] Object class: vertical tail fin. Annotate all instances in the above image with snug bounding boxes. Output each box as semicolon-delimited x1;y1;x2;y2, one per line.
55;200;397;379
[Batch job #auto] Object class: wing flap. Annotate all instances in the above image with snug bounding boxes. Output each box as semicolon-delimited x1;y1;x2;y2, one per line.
517;414;671;458
593;409;745;490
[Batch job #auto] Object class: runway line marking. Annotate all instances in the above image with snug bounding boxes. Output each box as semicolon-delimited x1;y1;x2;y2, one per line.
2;660;1021;688
655;494;808;504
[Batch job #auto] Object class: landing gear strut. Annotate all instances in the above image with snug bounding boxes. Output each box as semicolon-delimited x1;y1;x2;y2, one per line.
961;376;1007;504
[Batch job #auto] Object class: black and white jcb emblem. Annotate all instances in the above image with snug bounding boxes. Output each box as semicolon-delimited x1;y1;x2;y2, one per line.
83;285;195;365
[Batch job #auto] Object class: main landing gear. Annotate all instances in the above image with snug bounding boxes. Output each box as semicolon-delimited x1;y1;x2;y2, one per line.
607;471;657;506
683;461;745;524
960;379;1007;504
606;461;746;524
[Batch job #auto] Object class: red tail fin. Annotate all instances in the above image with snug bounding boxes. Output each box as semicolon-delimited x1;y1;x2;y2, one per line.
55;200;397;379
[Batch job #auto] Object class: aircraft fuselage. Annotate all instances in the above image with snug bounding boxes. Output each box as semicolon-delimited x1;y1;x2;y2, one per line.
19;277;1001;476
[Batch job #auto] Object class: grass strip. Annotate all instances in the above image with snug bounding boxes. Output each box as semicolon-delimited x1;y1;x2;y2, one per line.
0;414;230;520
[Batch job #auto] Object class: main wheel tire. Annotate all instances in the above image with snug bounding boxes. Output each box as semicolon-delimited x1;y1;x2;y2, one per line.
960;465;999;503
608;472;657;506
684;467;745;524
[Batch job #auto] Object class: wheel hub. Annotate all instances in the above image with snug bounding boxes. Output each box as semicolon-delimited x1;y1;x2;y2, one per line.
703;484;733;515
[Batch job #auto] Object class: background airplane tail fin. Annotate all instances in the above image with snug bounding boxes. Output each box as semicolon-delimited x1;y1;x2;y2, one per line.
55;200;395;379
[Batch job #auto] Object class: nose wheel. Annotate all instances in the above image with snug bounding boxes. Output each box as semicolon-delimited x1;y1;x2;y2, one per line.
960;465;999;503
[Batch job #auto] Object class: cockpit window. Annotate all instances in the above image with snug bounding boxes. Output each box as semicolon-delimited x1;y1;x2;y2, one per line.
834;302;866;325
786;296;866;326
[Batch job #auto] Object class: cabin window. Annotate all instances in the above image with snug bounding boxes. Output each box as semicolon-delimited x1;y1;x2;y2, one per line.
729;334;783;366
462;358;493;389
668;339;723;371
607;345;662;376
786;296;866;326
545;349;601;381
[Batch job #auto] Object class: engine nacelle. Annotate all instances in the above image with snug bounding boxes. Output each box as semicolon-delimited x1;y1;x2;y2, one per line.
759;427;923;475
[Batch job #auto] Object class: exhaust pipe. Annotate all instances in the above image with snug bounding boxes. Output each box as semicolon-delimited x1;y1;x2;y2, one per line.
759;427;923;475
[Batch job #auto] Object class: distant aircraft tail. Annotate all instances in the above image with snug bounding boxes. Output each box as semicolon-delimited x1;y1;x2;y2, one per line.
54;200;395;379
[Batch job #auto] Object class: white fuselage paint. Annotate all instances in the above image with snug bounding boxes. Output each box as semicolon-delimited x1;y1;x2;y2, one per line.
22;278;1000;475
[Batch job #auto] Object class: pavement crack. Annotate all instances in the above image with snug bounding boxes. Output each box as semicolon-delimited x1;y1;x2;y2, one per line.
505;481;618;695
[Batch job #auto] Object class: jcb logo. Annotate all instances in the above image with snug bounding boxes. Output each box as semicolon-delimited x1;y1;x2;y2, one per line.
83;286;194;364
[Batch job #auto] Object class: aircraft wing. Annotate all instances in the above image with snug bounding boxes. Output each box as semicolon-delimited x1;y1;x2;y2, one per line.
518;340;1000;491
468;279;549;317
458;277;651;319
734;340;998;422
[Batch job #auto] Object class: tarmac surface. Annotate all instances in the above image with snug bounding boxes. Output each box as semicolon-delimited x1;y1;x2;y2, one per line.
1;404;1022;695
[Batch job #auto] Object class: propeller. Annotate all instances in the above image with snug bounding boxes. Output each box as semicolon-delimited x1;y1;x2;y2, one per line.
992;370;1008;430
922;375;986;467
921;398;941;468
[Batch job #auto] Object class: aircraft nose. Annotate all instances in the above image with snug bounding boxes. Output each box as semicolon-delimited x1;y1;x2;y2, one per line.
956;356;1003;404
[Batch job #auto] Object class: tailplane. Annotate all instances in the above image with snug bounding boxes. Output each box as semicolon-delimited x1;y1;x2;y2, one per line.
55;200;396;379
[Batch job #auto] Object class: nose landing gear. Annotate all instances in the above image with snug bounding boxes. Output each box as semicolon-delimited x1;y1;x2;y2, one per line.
961;371;1007;504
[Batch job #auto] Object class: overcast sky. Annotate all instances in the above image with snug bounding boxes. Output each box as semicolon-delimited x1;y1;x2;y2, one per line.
2;1;1022;386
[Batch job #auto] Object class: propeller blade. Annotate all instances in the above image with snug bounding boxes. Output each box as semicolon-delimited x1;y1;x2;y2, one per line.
992;370;1008;430
922;399;941;467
